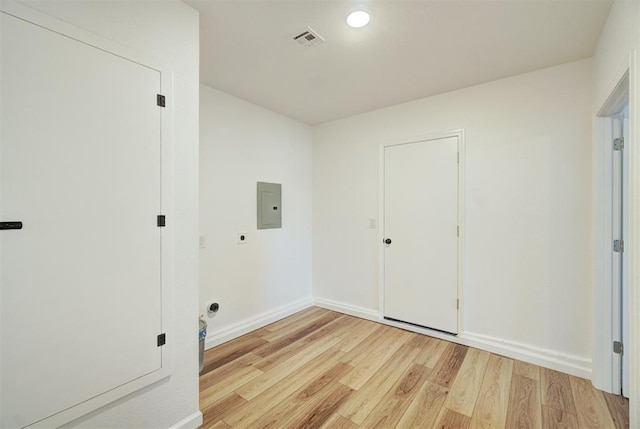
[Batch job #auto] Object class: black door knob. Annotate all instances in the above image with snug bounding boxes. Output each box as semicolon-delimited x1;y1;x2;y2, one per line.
384;238;392;245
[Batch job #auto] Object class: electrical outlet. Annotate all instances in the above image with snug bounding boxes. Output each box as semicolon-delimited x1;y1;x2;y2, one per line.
368;218;376;229
237;232;247;244
199;235;206;249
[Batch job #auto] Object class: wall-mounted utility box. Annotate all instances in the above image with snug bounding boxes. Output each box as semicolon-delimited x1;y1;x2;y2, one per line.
257;182;282;229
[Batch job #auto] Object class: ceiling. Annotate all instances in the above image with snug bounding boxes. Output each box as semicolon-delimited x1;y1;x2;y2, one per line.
186;0;612;125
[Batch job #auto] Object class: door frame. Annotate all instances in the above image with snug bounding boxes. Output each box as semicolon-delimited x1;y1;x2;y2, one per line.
629;48;639;428
378;129;466;335
0;2;174;427
593;70;629;396
593;48;638;426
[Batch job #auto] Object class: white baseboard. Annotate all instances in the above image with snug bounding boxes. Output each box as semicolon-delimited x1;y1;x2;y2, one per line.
313;298;592;380
169;411;203;429
313;297;379;321
204;297;313;349
460;332;592;379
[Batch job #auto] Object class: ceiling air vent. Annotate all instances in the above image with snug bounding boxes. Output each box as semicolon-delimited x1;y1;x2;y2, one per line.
293;27;325;48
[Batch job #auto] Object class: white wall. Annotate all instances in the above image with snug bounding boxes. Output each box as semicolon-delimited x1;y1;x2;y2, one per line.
313;59;594;374
200;85;313;347
17;1;201;428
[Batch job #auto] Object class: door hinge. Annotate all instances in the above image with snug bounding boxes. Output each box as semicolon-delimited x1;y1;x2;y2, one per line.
613;137;624;151
457;152;460;163
457;225;460;237
613;340;623;355
613;239;624;253
157;333;166;347
157;215;166;227
456;299;459;310
157;94;166;107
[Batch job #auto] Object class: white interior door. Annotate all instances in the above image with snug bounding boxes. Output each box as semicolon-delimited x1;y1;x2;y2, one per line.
383;136;459;334
1;12;164;428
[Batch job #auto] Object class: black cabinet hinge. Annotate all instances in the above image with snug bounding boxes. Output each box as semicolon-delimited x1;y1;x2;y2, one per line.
157;215;166;227
157;333;166;347
157;94;166;107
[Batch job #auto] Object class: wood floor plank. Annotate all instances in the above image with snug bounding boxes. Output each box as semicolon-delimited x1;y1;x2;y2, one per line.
337;343;421;424
202;331;263;367
514;360;540;380
358;363;430;428
201;336;268;374
253;314;347;372
252;337;315;372
203;420;231;429
246;362;352;429
414;336;449;368
541;405;579;429
338;328;411;390
469;354;513;429
570;376;616;429
396;380;449;428
506;374;542;429
289;383;354;429
305;313;354;341
236;326;272;341
334;318;380;353
295;363;352;404
224;346;345;428
319;414;359;429
200;365;263;410
428;343;469;388
295;314;361;352
339;325;392;364
200;352;262;392
444;347;491;416
263;306;325;333
251;382;353;429
407;332;431;349
540;367;577;415
254;311;338;358
259;310;329;342
201;392;247;428
435;408;472;429
603;392;630;429
343;325;409;365
235;334;342;401
291;383;353;429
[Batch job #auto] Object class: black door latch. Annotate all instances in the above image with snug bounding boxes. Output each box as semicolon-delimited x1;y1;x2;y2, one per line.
0;222;22;230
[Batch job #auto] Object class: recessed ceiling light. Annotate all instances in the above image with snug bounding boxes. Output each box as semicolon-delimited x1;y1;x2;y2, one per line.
346;11;370;28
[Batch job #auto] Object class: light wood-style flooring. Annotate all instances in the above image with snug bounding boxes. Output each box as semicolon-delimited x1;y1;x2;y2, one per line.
200;307;628;428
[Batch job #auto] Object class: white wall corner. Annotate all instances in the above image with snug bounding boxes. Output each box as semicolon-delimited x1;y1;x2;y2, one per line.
204;297;313;349
169;411;203;429
312;297;380;321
